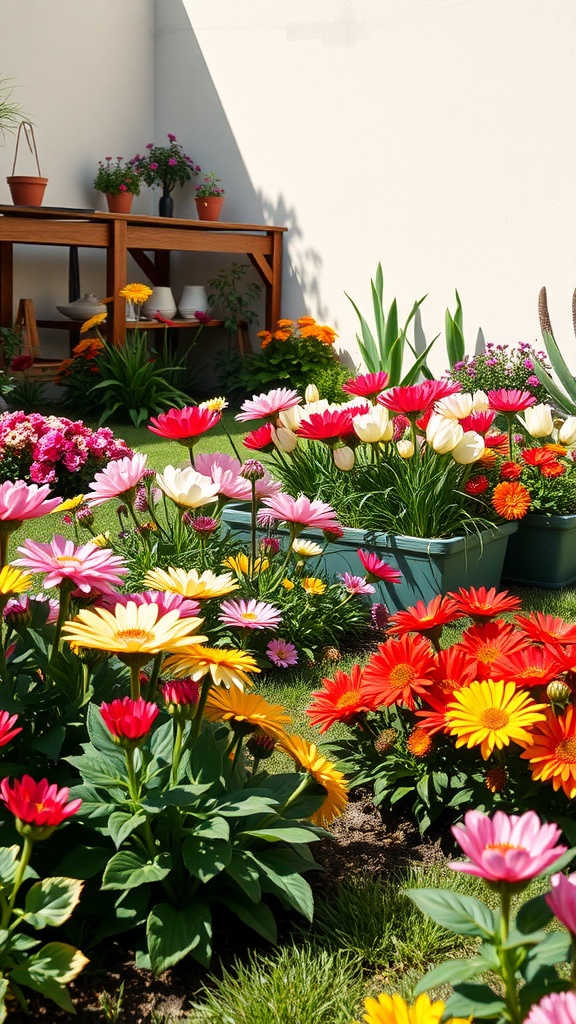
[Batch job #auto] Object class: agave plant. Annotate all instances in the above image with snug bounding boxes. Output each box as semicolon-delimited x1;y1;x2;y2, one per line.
533;286;576;415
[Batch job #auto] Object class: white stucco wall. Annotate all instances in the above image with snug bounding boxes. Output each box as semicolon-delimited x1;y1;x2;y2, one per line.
173;0;576;377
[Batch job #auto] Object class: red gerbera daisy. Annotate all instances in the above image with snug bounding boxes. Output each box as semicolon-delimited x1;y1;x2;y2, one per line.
148;405;221;444
342;371;389;399
362;634;437;711
429;646;478;694
243;422;275;451
464;475;489;495
295;409;355;442
484;432;509;449
306;665;376;733
489;647;563;689
378;381;459;416
448;586;522;622
458;620;528;679
521;447;558;467
488;389;537;413
415;686;454;735
514;612;576;646
460;411;496;434
387;595;462;643
500;461;523;480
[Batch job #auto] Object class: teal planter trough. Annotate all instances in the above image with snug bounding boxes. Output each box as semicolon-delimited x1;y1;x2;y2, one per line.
502;512;576;589
220;506;518;613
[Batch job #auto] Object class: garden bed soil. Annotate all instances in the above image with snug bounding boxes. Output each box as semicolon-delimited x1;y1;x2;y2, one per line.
8;793;447;1024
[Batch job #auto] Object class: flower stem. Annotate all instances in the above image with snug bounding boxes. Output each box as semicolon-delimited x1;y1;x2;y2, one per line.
130;662;142;701
498;886;522;1024
171;719;184;786
2;835;34;927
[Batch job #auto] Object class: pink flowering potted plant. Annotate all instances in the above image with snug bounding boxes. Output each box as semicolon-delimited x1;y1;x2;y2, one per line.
194;171;225;221
93;156;141;214
131;133;200;216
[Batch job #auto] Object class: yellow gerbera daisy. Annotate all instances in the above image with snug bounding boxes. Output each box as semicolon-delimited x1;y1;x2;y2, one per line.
0;565;32;595
163;644;259;690
277;733;348;827
49;495;85;514
119;282;153;304
61;601;206;665
92;532;111;547
204;686;291;737
359;991;447;1024
144;566;239;599
445;679;546;759
80;312;107;334
223;553;269;575
302;577;326;595
292;539;323;558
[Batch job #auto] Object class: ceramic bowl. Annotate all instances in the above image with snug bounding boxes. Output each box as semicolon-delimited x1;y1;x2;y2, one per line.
57;293;107;321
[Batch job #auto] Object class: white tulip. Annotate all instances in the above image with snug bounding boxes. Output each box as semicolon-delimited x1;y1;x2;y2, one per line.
272;426;298;452
278;404;304;431
434;393;474;420
305;383;320;403
451;431;485;465
353;406;392;443
523;403;554;438
397;439;415;458
426;414;464;454
472;390;490;411
333;446;355;471
559;416;576;446
156;466;219;508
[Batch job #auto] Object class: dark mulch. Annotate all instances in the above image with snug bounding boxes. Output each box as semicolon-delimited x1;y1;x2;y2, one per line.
8;793;448;1024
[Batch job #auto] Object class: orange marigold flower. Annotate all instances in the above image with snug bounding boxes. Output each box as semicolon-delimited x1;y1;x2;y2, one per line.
277;319;294;328
273;329;292;341
257;330;272;342
492;480;531;519
541;461;566;478
520;705;576;799
485;766;508;793
297;316;317;326
406;727;433;758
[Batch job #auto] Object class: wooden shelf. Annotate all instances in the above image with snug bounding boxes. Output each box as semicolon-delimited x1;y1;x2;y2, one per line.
37;318;226;331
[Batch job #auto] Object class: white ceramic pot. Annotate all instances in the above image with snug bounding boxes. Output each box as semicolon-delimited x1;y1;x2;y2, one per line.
143;286;177;319
57;293;107;321
178;285;208;319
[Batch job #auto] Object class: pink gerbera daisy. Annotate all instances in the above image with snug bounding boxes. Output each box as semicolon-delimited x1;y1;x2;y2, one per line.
339;573;375;595
267;638;299;667
194;451;281;501
261;493;341;534
449;808;566;884
84;453;148;506
378;380;460;416
295;409;355;442
236;388;301;422
341;371;389;399
487;388;537;413
357;549;402;583
14;535;127;593
97;590;201;620
148;405;221;444
0;480;62;521
219;598;282;630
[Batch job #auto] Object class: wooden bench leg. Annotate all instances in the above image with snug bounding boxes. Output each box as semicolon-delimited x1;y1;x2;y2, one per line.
15;299;40;357
237;323;252;358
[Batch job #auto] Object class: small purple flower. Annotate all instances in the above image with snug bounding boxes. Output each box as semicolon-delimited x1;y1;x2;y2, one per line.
167;133;177;142
267;638;298;668
260;536;280;556
168;158;177;166
150;162;158;170
486;358;497;367
527;375;540;387
189;515;218;534
119;184;127;192
523;359;534;370
371;603;390;630
146;143;154;149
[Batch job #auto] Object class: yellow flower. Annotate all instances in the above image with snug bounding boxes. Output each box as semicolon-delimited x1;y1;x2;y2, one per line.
0;565;32;595
61;601;206;666
49;495;85;514
282;579;295;590
199;396;228;412
277;733;348;827
144;566;238;599
91;532;111;548
223;553;269;575
80;312;107;334
204;686;292;737
302;577;326;595
445;679;546;760
359;991;446;1024
292;539;323;559
164;644;259;689
119;283;153;304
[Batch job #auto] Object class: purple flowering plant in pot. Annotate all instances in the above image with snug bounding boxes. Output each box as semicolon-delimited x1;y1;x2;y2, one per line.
131;133;201;215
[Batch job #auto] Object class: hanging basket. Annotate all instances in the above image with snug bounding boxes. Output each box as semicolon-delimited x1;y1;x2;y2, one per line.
6;121;48;206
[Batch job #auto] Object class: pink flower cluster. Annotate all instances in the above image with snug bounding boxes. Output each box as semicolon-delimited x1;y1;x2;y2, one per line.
0;412;133;498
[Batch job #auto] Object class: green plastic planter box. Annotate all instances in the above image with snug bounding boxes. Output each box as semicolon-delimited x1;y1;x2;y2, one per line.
221;505;518;613
502;512;576;588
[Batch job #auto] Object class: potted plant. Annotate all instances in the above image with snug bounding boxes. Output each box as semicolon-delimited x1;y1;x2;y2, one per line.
93;156;141;214
131;133;200;216
195;171;225;221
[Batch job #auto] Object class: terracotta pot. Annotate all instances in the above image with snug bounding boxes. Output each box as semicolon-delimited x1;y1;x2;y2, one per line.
7;175;48;207
195;195;224;221
106;191;134;214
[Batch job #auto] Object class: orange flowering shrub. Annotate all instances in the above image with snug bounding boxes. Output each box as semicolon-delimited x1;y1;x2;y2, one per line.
55;335;106;416
238;315;348;401
258;316;337;350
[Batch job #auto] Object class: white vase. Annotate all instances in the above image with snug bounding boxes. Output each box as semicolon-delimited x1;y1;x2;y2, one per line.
143;286;177;319
178;285;208;319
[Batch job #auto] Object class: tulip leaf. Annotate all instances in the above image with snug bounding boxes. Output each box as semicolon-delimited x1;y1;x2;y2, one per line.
405;888;495;938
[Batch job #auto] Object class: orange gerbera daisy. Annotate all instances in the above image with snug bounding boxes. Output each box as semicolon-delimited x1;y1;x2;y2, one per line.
387;595;462;643
491;481;531;520
362;634;437;711
277;733;348;826
514;612;576;646
429;647;477;694
448;585;522;621
458;620;528;679
541;462;566;478
521;705;576;799
306;665;376;733
406;727;433;758
489;647;563;689
521;447;557;466
446;679;546;759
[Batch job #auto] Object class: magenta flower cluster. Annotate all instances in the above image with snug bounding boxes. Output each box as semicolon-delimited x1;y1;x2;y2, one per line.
0;412;133;498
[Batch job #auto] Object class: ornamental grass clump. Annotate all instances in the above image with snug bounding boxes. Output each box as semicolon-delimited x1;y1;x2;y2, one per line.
312;585;576;838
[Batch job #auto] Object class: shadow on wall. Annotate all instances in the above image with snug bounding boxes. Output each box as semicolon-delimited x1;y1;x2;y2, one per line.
155;0;323;326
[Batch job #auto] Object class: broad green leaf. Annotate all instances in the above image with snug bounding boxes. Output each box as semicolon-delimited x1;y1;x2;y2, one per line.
182;836;231;882
240;825;320;844
225;894;277;943
540;329;576;404
0;978;7;1024
405;888;495;939
539;846;576;876
23;877;83;928
214;792;278;817
0;845;19;884
225;851;261;902
147;902;212;974
445;984;506;1020
102;849;172;890
56;844;111;880
524;931;571;970
516;893;554;934
190;816;230;841
30;724;66;760
93;885;151;943
108;811;146;848
11;941;88;989
415;955;493;994
249;849;314;921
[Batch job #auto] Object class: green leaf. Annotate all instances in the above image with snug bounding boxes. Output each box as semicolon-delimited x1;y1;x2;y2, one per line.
540;330;576;404
225;851;262;902
102;850;172;890
249;849;314;921
108;811;146;848
516;893;554;934
182;836;231;882
445;984;506;1020
56;844;111;880
22;877;83;928
240;825;320;844
190;816;230;841
0;844;19;884
214;792;278;817
524;931;571;970
405;888;495;939
10;941;88;1002
415;955;493;994
225;894;278;943
147;902;212;974
30;724;66;760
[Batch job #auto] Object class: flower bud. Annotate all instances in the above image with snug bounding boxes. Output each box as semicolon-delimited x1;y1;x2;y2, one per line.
246;730;277;760
353;406;392;443
305;383;320;403
559;416;576;446
547;679;571;708
397;439;414;458
374;728;398;755
272;426;298;453
333;446;355;471
485;766;508;793
241;459;265;481
426;414;463;454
